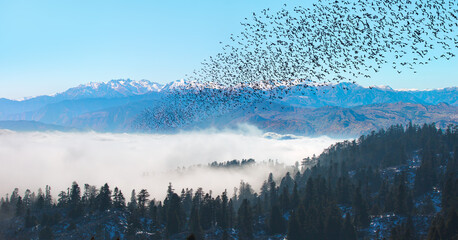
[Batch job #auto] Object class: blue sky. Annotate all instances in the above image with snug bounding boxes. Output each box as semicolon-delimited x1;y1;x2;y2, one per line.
0;0;456;99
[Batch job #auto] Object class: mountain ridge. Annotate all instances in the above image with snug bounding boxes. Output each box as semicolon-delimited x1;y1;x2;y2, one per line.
2;79;457;104
0;80;456;136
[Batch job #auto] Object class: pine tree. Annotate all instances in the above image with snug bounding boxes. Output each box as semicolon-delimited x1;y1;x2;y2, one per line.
279;186;290;212
189;199;203;240
128;189;137;212
166;193;183;236
0;197;9;215
287;210;302;240
221;190;228;230
69;182;82;218
97;183;112;212
69;182;81;205
199;193;212;230
10;188;19;205
57;191;68;207
36;193;45;210
228;199;235;229
16;196;24;216
182;188;193;217
45;185;52;207
324;205;343;240
113;187;126;210
352;186;370;228
269;180;277;208
260;180;269;211
25;208;37;228
442;171;458;211
126;210;141;238
237;199;253;240
304;177;314;209
415;146;437;196
82;184;98;212
23;189;32;208
393;172;414;215
148;199;159;226
137;189;150;217
291;181;299;209
268;204;285;234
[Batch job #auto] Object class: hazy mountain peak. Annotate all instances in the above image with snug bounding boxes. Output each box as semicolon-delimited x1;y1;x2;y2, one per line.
374;85;394;91
161;79;197;91
362;85;394;91
81;82;102;89
58;79;163;99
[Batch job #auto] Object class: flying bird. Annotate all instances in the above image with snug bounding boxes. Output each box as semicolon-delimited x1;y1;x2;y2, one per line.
137;0;458;131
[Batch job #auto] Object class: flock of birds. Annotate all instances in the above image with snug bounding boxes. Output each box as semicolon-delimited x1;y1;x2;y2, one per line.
137;0;457;131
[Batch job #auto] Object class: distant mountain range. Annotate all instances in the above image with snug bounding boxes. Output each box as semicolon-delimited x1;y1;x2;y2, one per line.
196;101;457;137
0;79;456;136
0;120;75;132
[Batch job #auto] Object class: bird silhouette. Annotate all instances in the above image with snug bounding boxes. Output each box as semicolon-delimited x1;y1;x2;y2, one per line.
138;0;457;131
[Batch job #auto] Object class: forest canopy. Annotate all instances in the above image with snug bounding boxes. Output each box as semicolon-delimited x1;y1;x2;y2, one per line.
0;123;456;239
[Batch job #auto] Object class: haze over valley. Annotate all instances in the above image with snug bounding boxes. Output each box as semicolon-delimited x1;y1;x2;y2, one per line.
0;127;340;200
1;0;457;239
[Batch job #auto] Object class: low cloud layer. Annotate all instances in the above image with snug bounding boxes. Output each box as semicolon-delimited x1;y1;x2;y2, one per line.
0;127;342;200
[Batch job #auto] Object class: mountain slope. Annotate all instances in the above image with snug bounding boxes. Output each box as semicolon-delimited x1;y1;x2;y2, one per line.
0;79;163;118
0;120;75;132
5;92;163;126
0;80;456;135
191;102;458;137
275;83;442;108
68;99;159;132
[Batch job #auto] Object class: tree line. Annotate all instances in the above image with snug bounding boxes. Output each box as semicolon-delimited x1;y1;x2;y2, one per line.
0;123;456;239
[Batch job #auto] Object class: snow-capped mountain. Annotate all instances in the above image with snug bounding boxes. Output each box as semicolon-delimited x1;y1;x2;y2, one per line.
0;80;456;135
56;79;163;100
160;79;191;92
160;79;225;92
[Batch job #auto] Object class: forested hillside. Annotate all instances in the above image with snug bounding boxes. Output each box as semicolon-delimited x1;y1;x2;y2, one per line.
0;123;456;239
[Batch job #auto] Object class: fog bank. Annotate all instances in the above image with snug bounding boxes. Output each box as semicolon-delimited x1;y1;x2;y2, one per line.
0;128;342;200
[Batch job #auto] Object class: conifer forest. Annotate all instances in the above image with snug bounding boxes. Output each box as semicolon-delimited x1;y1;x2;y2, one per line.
0;123;457;239
1;0;457;239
